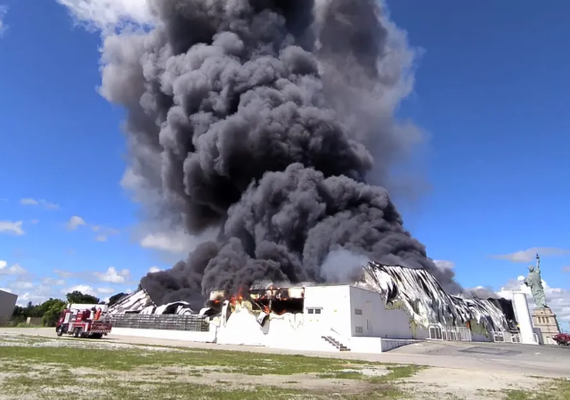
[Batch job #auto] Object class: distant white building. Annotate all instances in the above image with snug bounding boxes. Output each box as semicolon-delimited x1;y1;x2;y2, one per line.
0;289;18;321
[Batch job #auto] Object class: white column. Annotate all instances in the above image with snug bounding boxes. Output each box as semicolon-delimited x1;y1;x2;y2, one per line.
512;291;538;345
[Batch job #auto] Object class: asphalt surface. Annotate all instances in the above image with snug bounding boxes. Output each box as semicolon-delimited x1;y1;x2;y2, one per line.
1;327;568;378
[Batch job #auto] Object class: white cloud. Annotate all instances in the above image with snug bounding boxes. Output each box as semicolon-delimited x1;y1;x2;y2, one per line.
139;227;217;254
41;277;66;286
20;198;38;206
96;287;115;294
490;247;569;263
94;266;129;283
0;5;8;37
0;261;26;276
66;215;86;231
0;220;25;235
92;225;119;242
63;284;97;297
10;281;33;290
148;266;161;273
57;0;153;34
4;278;117;306
54;269;74;278
92;225;119;234
498;278;570;325
433;260;455;270
62;284;115;298
16;291;50;306
11;283;57;306
20;198;59;210
140;232;188;253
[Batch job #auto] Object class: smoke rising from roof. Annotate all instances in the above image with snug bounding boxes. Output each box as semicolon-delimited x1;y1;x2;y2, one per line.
98;0;461;308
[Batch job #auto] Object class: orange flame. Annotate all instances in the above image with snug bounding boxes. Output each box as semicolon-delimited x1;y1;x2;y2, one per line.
229;288;245;306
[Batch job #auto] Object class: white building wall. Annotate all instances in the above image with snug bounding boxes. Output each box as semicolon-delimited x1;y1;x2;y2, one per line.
512;291;538;345
348;286;423;339
303;285;352;338
214;303;334;352
0;289;18;320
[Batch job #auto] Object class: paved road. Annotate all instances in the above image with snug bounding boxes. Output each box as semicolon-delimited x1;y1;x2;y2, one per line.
2;328;568;378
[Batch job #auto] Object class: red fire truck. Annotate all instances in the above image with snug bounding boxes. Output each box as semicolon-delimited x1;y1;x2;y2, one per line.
55;304;112;339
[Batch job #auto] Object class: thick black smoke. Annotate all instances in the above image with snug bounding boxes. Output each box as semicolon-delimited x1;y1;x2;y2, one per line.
100;0;461;308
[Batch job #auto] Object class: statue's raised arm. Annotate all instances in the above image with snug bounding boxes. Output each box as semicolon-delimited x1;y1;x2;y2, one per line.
536;253;541;272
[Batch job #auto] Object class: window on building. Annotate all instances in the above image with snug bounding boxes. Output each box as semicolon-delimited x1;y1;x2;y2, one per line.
355;326;363;333
315;308;321;315
306;308;322;315
354;308;363;315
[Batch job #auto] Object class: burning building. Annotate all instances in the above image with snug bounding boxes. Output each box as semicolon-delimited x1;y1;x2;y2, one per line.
109;261;523;352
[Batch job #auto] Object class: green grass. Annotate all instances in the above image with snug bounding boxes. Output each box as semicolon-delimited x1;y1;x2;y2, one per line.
317;364;425;383
4;334;565;400
0;343;381;375
0;336;419;400
503;379;570;400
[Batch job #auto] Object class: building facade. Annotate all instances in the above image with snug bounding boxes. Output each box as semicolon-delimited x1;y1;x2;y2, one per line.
0;289;18;321
108;262;525;353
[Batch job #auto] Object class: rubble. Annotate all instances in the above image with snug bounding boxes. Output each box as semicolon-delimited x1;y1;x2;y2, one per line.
109;288;194;316
362;262;515;332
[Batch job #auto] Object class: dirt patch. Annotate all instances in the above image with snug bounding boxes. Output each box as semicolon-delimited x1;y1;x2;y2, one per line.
402;367;541;400
68;364;390;395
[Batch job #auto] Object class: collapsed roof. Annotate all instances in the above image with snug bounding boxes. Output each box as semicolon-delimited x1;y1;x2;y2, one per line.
108;288;194;316
361;261;516;332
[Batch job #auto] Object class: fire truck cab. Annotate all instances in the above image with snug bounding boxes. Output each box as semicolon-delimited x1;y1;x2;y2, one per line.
55;303;112;339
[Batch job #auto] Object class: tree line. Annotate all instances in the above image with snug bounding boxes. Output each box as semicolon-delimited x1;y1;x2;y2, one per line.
10;291;127;327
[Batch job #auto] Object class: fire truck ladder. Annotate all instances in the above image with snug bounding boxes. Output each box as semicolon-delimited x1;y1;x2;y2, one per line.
321;335;350;351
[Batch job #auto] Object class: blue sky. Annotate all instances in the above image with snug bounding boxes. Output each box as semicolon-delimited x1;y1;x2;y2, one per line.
0;0;568;324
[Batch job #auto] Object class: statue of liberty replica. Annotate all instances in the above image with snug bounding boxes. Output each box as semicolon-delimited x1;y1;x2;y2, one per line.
523;253;560;344
523;253;547;308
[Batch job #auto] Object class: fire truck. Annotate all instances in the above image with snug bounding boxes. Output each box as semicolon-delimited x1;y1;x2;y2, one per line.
55;303;112;339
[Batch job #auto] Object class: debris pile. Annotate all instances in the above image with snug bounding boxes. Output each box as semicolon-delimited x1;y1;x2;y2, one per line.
109;288;194;316
362;262;516;332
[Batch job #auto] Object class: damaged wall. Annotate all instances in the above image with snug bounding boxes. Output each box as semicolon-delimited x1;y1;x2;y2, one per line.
214;302;333;351
214;283;428;351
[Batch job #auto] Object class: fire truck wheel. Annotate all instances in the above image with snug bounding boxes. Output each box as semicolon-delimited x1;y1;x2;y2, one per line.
91;334;103;339
56;326;63;337
74;328;81;338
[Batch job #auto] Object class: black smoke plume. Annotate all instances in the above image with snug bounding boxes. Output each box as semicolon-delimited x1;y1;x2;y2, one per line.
99;0;460;309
